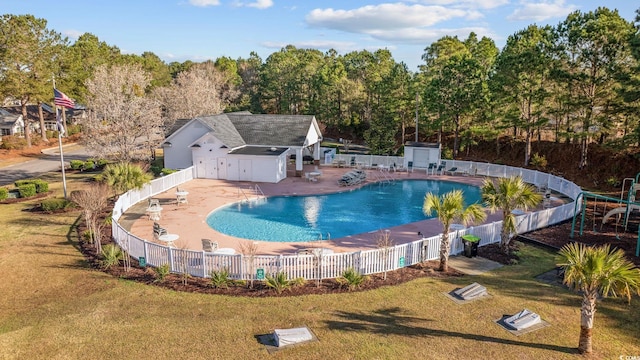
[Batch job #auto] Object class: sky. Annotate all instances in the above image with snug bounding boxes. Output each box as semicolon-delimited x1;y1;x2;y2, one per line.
1;0;637;71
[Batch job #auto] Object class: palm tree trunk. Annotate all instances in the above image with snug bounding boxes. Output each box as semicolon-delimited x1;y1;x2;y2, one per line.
500;226;510;254
578;292;597;353
439;233;450;272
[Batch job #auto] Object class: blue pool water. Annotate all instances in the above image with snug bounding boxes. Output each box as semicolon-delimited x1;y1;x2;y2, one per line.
206;180;482;242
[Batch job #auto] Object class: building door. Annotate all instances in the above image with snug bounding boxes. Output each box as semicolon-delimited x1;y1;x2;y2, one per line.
239;159;252;181
195;157;206;178
217;158;227;179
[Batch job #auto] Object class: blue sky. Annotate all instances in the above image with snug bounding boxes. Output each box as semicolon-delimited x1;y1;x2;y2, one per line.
2;1;637;71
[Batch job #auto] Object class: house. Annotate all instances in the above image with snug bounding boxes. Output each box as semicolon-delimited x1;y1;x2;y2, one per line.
403;141;441;169
162;112;323;183
0;103;85;137
0;108;24;139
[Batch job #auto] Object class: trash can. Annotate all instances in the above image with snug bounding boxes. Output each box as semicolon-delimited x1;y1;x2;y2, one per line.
461;235;480;258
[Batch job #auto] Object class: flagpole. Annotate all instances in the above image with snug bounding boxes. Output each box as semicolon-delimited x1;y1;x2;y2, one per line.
53;76;68;199
58;116;68;199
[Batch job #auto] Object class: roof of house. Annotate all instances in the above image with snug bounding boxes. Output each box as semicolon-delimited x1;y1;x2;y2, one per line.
228;146;289;156
176;112;318;149
405;141;440;148
2;104;77;122
0;108;22;128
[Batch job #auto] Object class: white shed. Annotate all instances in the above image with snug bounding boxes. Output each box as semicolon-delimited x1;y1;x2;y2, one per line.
404;142;441;169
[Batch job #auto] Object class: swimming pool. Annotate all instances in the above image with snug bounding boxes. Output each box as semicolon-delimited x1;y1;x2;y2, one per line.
206;180;482;242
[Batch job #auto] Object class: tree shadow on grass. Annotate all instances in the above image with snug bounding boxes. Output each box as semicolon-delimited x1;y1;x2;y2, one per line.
324;307;578;355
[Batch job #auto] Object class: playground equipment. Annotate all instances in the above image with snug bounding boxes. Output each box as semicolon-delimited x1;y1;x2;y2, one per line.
570;172;640;257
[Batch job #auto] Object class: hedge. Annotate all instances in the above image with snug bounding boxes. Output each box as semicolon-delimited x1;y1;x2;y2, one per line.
14;179;48;193
41;198;74;212
0;188;8;201
18;184;37;198
70;160;85;170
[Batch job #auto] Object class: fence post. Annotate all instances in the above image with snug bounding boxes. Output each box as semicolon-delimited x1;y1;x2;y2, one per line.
168;247;174;272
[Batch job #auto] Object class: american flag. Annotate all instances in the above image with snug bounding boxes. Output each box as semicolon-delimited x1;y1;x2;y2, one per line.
53;88;75;108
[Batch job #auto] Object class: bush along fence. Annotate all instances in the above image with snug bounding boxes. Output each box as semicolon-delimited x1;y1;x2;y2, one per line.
111;162;581;282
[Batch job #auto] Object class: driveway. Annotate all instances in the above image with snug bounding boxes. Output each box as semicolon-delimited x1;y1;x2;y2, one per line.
0;143;89;186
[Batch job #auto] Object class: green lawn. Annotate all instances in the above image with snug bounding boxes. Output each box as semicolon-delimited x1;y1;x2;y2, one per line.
0;173;638;359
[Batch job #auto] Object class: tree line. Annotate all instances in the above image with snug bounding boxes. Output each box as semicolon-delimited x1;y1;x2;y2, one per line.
1;7;639;167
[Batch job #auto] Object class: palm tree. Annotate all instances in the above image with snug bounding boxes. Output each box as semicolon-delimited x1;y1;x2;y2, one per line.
423;189;487;272
557;243;640;354
481;176;541;254
100;162;153;196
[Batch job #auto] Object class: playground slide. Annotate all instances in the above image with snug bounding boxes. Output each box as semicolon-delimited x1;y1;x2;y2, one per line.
602;204;640;224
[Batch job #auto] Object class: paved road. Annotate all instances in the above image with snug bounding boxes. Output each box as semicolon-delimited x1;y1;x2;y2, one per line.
0;144;90;186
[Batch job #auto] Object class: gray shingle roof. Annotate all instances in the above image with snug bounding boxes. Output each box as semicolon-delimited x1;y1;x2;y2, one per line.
171;112;317;149
227;114;315;146
196;114;246;148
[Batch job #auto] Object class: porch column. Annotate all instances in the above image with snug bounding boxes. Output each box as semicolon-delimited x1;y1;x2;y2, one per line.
313;142;321;165
295;148;303;177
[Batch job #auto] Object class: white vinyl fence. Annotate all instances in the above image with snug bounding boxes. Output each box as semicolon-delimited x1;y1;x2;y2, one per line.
111;161;581;281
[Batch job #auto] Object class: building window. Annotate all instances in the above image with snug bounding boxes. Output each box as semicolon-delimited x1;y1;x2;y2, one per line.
1;128;11;136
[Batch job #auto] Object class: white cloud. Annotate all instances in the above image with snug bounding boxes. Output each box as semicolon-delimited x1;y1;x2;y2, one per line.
62;29;83;40
306;4;469;32
368;26;497;44
233;0;273;9
415;0;509;9
188;0;220;7
507;0;578;21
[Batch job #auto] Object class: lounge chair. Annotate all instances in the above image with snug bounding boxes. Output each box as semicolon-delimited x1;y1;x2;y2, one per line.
436;162;446;175
427;163;437;175
444;167;459;175
202;239;218;252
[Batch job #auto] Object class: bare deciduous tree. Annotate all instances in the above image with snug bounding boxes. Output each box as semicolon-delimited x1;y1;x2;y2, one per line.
71;183;110;253
376;230;394;281
154;62;239;131
83;64;163;162
238;240;260;289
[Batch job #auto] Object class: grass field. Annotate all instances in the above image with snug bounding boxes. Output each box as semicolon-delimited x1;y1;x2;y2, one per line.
0;173;638;359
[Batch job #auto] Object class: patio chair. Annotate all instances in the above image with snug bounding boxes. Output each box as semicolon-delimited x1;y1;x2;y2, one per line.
407;161;413;173
444;167;459;175
202;239;218;252
427;163;437;175
436;162;446;175
350;156;356;168
153;222;167;239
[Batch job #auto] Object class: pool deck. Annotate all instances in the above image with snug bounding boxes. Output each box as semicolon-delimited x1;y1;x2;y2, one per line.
127;165;568;255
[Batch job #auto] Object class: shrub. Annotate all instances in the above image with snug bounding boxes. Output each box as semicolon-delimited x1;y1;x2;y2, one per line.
0;135;27;150
66;124;81;136
15;179;49;193
41;198;73;212
70;160;85;170
97;159;109;168
150;165;162;177
530;153;548;169
161;168;177;176
209;268;233;289
100;244;123;269
337;267;367;291
265;272;292;294
18;184;36;198
84;160;96;170
0;187;7;201
154;264;170;282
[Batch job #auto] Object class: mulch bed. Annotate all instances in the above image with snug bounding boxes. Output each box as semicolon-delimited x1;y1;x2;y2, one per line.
63;199;640;296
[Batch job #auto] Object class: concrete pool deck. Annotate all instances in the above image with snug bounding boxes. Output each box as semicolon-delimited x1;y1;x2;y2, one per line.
125;164;568;255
